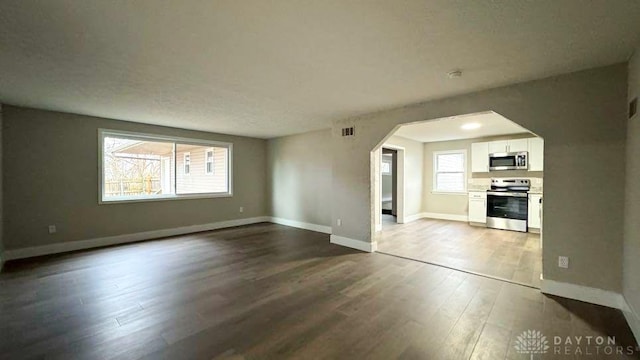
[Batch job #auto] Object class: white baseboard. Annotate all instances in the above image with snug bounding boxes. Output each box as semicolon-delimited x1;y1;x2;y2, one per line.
269;217;332;234
403;212;468;223
3;216;270;261
540;278;625;310
330;235;377;253
622;299;640;345
423;212;468;222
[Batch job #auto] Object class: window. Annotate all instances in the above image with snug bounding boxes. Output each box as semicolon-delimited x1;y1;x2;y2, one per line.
381;158;392;175
205;149;214;175
433;150;466;193
183;153;191;175
99;129;232;203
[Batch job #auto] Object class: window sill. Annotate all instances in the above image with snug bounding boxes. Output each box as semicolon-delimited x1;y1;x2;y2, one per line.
100;192;233;204
431;191;468;196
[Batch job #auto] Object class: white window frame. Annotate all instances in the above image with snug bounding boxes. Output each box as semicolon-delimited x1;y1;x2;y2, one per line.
205;148;214;175
183;152;191;175
98;129;233;204
432;149;467;195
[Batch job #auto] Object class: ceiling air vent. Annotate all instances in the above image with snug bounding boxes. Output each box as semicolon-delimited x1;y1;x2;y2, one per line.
630;97;638;119
341;127;355;137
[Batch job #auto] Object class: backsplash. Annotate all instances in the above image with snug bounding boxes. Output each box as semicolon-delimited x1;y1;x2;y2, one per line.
468;177;543;193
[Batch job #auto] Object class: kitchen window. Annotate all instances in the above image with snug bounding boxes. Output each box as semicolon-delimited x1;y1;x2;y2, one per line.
433;150;467;193
99;129;232;203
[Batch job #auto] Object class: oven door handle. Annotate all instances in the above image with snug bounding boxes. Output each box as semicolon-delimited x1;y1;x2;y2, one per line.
486;191;528;198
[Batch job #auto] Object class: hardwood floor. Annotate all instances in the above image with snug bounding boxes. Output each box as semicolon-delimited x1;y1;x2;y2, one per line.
0;223;637;359
377;215;542;288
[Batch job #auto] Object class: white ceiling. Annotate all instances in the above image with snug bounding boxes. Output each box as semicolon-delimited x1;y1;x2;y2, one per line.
1;1;639;139
393;111;529;143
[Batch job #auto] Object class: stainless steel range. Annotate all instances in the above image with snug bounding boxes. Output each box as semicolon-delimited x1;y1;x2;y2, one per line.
486;178;530;232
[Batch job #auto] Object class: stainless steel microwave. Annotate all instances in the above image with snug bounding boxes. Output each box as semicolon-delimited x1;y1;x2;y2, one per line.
489;151;528;171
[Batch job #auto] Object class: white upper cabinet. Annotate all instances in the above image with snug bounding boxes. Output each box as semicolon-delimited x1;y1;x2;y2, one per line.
472;137;543;172
508;139;529;152
488;140;509;154
471;142;489;173
528;137;544;171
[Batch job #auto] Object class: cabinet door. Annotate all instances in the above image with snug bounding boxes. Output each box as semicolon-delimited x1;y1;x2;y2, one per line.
468;197;486;223
489;140;509;154
528;194;542;228
528;137;544;171
508;139;529;152
471;142;489;172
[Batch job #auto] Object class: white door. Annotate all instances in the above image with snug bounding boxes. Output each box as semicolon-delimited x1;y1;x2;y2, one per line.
468;193;487;223
508;139;529;152
488;140;509;153
471;142;489;172
528;194;542;228
528;137;544;171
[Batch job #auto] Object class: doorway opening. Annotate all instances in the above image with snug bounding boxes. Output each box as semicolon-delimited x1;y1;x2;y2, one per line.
371;111;544;288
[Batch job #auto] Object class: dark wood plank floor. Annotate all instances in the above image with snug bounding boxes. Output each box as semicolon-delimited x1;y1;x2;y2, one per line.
378;215;542;288
0;223;637;359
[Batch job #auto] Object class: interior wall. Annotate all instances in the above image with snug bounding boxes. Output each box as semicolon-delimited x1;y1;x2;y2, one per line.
624;47;640;326
383;135;424;218
423;133;542;216
2;106;268;250
0;104;3;268
267;129;332;227
332;64;627;293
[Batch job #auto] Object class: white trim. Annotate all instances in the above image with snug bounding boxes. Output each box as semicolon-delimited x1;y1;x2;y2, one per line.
269;217;332;234
540;278;625;310
622;299;640;345
375;223;382;232
404;212;469;223
330;235;377;253
3;216;270;261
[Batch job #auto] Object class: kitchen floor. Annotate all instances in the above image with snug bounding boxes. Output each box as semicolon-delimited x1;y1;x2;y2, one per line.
377;215;542;288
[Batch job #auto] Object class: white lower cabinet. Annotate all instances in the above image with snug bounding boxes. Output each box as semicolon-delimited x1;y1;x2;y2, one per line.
468;192;487;224
528;194;542;229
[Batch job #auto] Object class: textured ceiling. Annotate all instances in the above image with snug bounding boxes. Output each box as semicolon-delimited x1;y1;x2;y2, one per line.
1;1;639;138
394;111;529;143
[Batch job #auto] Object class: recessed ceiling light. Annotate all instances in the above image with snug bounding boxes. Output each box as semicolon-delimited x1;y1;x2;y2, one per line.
461;122;481;130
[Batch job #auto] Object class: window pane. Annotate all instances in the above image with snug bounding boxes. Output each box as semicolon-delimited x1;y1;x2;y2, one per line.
436;173;465;192
176;144;228;194
437;153;464;172
103;137;175;198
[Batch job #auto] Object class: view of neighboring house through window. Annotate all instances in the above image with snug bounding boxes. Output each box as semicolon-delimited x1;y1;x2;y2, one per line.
205;149;214;175
433;150;466;193
100;130;232;202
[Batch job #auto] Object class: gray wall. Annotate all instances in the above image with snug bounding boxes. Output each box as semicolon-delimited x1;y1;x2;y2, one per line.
422;134;542;216
383;135;424;218
267;129;332;227
2;106;268;250
0;105;3;267
624;47;640;323
332;64;627;293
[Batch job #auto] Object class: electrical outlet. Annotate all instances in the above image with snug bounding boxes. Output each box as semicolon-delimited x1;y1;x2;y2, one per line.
239;206;244;213
337;219;342;226
558;256;569;269
48;225;57;234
